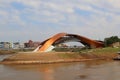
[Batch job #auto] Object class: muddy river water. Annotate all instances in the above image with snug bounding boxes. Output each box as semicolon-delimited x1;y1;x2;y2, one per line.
0;59;120;80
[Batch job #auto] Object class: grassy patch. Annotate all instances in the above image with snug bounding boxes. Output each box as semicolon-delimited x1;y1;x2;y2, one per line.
57;53;81;59
92;47;119;54
80;47;120;54
53;47;83;52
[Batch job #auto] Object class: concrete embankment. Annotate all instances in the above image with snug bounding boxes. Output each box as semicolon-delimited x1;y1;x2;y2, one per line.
0;50;118;64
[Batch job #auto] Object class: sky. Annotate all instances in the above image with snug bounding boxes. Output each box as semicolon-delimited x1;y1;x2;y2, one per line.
0;0;120;42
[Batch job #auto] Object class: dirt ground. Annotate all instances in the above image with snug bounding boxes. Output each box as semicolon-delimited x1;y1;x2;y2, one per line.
1;51;118;64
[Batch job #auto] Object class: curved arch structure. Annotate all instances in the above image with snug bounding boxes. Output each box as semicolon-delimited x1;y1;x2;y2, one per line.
34;33;104;52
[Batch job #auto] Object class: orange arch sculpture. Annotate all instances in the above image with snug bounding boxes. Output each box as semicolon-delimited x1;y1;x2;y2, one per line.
34;33;104;52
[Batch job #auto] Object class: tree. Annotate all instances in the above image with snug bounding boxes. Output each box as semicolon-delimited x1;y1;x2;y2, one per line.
104;36;120;46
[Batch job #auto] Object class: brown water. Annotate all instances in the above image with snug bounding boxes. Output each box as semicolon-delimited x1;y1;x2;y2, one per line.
0;60;120;80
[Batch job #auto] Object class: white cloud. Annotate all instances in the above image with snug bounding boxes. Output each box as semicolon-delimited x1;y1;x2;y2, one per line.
0;0;120;41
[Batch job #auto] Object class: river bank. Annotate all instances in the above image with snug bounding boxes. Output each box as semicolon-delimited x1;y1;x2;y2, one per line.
0;47;119;64
0;50;16;55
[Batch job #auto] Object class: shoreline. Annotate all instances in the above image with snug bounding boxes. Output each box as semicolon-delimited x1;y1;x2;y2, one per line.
0;52;117;64
1;58;97;64
0;47;119;64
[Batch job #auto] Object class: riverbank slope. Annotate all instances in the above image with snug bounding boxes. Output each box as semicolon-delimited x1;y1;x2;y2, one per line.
1;47;119;64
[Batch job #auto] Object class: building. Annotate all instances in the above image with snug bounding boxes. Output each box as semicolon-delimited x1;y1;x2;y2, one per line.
13;42;25;49
0;42;4;49
0;40;40;50
24;40;41;48
111;42;120;48
13;42;20;49
0;42;12;49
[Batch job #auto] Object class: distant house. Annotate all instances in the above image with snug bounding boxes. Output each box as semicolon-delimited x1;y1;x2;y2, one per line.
0;42;12;49
24;40;41;48
111;42;120;48
12;42;24;49
33;42;41;48
4;42;11;49
13;42;20;49
0;42;4;49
